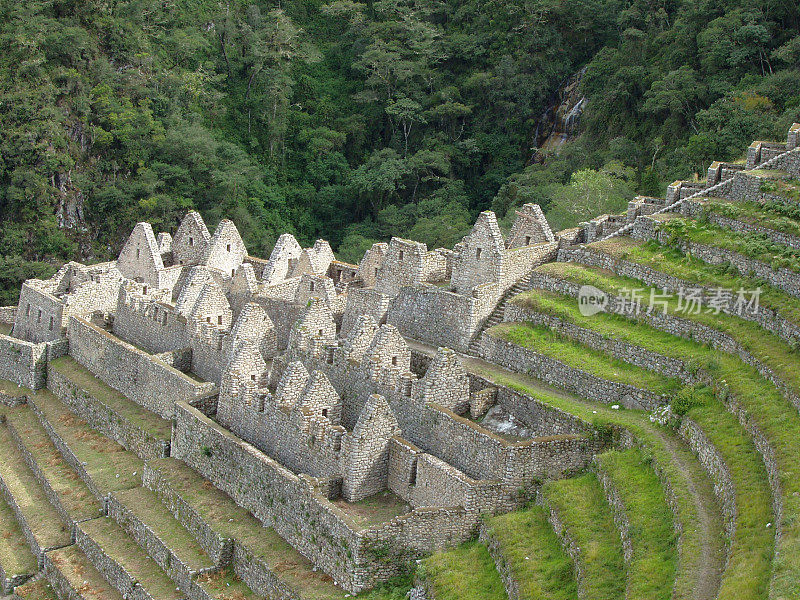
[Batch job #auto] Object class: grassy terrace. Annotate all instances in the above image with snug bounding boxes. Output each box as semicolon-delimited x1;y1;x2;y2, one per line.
462;355;736;600
420;541;507;600
146;458;348;600
197;568;260;600
28;389;142;494
513;281;800;597
0;493;37;582
13;578;58;600
113;487;215;572
759;176;800;201
655;217;800;272
332;489;411;529
490;321;684;397
532;262;800;401
0;378;29;399
586;237;800;325
4;406;100;521
0;425;71;550
597;449;677;600
50;356;173;441
80;517;183;600
484;504;577;599
700;198;800;238
542;473;627;600
47;545;125;600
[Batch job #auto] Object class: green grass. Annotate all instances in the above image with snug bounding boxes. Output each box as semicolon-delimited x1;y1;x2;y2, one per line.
28;389;143;494
510;281;797;598
0;492;37;580
49;356;173;440
597;449;678;600
490;321;683;397
420;541;507;600
485;504;578;599
701;198;800;238
760;176;800;199
146;458;348;599
0;425;71;550
0;378;30;398
113;487;214;571
80;517;183;600
656;217;800;272
587;237;800;325
542;473;627;600
4;406;101;521
533;261;800;399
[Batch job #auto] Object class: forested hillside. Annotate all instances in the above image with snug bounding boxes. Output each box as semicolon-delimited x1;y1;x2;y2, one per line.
0;0;798;302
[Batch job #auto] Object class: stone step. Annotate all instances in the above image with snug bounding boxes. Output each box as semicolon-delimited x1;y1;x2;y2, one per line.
108;487;216;597
0;424;72;563
4;405;102;526
75;517;185;600
0;493;37;594
144;458;347;600
47;357;172;460
42;545;125;600
27;390;143;500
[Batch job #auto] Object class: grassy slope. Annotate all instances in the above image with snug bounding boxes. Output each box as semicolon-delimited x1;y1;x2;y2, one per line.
542;473;627;600
656;217;800;272
421;542;507;600
596;449;677;600
528;261;800;597
587;237;800;325
486;504;578;599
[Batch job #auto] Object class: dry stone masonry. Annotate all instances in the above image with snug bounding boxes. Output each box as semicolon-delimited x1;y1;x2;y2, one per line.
0;122;797;597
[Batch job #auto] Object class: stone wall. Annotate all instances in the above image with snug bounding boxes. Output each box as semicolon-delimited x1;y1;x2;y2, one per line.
46;363;169;460
386;286;481;353
107;493;216;598
14;283;65;343
67;316;215;419
477;332;666;410
172;400;487;592
0;334;47;390
632;216;800;300
74;521;156;600
677;419;737;539
113;291;188;354
558;246;800;344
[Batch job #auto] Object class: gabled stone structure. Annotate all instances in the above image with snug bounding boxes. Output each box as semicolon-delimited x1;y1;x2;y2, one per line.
117;222;165;288
172;210;211;266
203;219;248;277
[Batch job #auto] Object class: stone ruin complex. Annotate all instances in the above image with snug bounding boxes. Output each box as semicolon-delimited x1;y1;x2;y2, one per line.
0;122;797;598
1;200;602;595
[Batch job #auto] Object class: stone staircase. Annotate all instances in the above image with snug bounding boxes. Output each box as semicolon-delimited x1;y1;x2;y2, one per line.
467;273;534;354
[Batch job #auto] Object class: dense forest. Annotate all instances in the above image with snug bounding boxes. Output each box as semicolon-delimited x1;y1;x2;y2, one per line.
0;0;798;302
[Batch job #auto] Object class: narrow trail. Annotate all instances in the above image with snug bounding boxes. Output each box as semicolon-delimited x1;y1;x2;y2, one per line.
407;337;726;600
